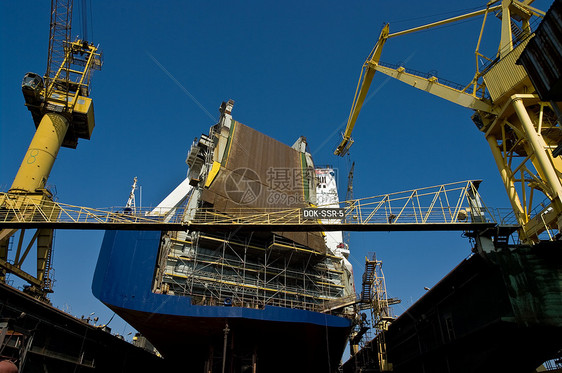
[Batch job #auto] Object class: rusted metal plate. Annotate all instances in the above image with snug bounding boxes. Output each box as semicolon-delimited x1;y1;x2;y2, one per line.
202;121;327;253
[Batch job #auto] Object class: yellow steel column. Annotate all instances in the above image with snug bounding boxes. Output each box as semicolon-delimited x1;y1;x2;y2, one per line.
513;97;562;236
513;97;562;202
486;134;526;224
499;0;514;58
10;113;69;193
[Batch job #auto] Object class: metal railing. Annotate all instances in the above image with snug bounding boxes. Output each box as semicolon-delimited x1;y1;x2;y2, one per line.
0;181;513;232
377;61;491;100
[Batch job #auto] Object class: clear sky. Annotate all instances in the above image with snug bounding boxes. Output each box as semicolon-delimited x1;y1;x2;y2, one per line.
0;0;554;352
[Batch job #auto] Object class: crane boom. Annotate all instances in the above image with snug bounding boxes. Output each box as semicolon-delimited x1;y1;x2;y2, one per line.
334;0;562;244
372;63;495;113
334;5;502;156
45;0;73;95
334;25;389;156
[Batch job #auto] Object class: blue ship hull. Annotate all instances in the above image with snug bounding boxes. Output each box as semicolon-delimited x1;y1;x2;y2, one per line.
93;230;352;372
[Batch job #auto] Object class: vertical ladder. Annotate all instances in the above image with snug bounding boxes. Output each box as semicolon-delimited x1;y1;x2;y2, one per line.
360;258;375;303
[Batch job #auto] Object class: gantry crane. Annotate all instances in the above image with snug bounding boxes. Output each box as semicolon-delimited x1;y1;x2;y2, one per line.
0;0;102;299
334;0;562;245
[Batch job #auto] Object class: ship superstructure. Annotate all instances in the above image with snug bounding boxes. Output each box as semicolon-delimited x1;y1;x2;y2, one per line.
150;100;355;312
93;100;356;372
315;167;354;295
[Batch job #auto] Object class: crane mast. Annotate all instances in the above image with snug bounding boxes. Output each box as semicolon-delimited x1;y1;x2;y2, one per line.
335;0;561;244
0;0;102;300
125;177;138;214
45;0;73;95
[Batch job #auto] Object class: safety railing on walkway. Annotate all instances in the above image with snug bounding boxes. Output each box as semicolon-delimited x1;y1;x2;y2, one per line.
0;180;513;232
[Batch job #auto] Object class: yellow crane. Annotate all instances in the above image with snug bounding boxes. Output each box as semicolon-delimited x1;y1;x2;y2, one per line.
0;0;102;299
334;0;562;244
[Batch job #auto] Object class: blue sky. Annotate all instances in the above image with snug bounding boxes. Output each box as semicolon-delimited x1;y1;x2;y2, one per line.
1;0;553;348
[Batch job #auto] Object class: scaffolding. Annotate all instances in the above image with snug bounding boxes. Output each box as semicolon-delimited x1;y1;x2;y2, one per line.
352;253;399;371
152;229;352;314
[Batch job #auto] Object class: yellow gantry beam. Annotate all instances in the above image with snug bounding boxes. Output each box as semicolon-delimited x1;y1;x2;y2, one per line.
483;94;562;243
372;64;495;113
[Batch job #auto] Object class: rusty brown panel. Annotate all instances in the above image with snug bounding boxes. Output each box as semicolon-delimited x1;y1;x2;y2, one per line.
275;231;327;255
200;189;216;205
203;121;327;253
228;122;300;179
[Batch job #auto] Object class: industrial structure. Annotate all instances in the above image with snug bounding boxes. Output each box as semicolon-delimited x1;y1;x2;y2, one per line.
348;254;399;371
0;0;101;300
91;102;358;372
0;1;162;371
334;0;561;245
1;0;562;371
338;0;562;371
0;179;502;232
89;102;501;372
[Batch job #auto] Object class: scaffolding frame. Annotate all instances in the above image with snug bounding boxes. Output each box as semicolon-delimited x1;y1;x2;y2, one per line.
153;230;350;314
354;253;397;372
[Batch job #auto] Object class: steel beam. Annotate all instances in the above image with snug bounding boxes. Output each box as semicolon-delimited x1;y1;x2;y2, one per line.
0;221;501;233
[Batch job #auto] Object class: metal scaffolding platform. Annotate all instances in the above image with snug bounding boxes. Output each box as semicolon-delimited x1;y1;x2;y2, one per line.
152;230;354;314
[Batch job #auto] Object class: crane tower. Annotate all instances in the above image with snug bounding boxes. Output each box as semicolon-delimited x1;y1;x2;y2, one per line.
0;0;102;299
335;0;561;244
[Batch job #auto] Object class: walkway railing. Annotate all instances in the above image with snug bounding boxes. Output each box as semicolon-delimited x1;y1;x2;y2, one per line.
0;181;513;232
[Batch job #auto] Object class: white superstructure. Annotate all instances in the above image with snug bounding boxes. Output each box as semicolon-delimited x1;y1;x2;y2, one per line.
315;167;355;297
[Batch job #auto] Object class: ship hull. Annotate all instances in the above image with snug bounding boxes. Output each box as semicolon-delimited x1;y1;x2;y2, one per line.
0;281;166;372
342;241;562;372
93;230;352;372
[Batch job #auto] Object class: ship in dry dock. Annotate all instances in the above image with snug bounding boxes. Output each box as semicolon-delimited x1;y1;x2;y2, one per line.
92;100;357;372
3;0;562;371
